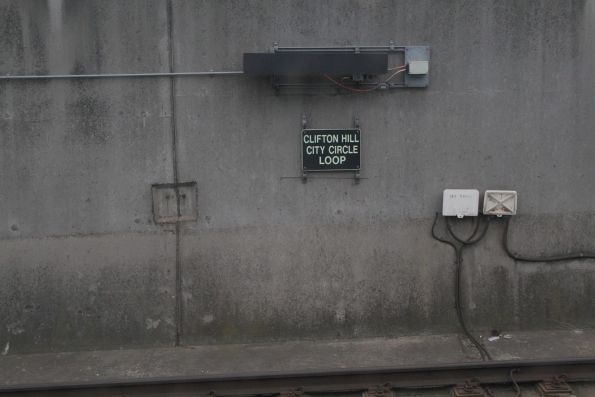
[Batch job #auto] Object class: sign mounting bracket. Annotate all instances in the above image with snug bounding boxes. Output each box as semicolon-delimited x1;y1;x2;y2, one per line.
353;116;361;184
301;114;309;183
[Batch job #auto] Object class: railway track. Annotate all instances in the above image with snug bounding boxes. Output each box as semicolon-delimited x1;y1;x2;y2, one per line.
2;357;595;396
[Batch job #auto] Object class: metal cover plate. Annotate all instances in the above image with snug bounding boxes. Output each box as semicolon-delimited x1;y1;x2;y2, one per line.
404;46;430;87
152;182;198;224
243;53;388;76
442;189;480;217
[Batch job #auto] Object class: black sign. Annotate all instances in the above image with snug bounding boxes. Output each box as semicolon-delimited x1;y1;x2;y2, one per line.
302;129;361;172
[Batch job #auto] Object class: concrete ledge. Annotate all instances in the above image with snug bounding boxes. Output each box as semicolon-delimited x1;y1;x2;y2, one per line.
2;330;595;387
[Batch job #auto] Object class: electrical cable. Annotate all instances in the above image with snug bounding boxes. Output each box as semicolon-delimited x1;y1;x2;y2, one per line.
503;217;595;262
447;216;490;245
446;216;480;244
431;213;493;361
433;212;595;363
510;369;522;397
388;64;406;70
432;212;458;251
323;74;379;92
323;66;406;93
0;71;244;80
454;243;492;361
383;67;406;82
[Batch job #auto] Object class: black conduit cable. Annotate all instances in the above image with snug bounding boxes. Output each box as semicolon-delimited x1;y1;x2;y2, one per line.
466;216;482;243
503;217;595;262
432;213;489;360
446;215;481;244
431;213;493;361
447;215;490;245
431;212;458;251
510;368;522;397
455;243;492;361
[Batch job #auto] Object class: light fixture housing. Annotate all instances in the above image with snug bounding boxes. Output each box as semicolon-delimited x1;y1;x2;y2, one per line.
483;190;518;216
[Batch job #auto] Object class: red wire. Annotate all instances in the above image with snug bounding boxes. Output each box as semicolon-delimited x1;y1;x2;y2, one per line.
324;66;407;93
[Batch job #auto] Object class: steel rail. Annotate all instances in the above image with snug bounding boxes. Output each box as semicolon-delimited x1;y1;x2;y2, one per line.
2;357;595;396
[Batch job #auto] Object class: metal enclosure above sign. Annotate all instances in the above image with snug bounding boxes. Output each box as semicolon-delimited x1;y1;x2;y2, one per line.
302;129;361;172
243;53;388;76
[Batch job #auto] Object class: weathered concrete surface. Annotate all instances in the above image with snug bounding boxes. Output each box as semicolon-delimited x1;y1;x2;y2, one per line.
180;217;595;345
0;0;173;239
181;221;455;344
0;1;177;354
173;0;595;346
0;234;177;354
0;334;478;386
2;330;595;386
1;0;595;354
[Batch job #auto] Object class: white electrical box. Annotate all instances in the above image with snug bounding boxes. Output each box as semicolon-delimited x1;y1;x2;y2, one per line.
408;60;429;75
442;189;480;218
483;190;517;216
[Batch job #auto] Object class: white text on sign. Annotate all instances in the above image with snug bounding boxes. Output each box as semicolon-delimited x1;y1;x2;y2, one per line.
302;131;360;169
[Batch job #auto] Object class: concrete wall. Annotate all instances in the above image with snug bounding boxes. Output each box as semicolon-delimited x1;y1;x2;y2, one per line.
1;0;594;354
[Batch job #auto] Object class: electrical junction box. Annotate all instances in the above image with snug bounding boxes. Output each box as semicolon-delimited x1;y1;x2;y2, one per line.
408;61;429;75
442;189;480;218
483;190;517;216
